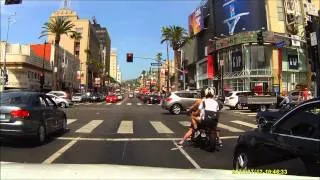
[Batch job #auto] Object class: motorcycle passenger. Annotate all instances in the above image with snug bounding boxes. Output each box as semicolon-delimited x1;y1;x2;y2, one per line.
198;87;222;147
178;88;206;146
279;92;292;108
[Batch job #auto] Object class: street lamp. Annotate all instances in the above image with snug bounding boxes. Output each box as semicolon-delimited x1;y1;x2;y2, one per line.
40;40;47;92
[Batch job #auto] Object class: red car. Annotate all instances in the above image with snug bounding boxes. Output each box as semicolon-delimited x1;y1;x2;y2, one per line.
105;95;118;103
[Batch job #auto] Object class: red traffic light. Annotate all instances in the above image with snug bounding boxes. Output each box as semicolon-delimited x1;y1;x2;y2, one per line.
126;53;133;62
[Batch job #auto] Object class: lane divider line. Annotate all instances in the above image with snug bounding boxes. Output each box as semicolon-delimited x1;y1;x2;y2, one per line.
43;137;80;164
172;141;201;169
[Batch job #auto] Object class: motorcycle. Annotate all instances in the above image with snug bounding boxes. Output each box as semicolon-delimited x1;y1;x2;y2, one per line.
190;120;221;152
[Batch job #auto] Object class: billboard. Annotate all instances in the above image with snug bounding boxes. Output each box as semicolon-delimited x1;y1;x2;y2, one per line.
214;0;267;35
188;6;204;36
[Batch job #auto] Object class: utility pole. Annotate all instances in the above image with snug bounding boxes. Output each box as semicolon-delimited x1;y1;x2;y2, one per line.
40;40;47;92
166;42;170;93
1;13;16;92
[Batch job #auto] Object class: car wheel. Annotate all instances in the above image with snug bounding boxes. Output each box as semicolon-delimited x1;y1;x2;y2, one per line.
60;102;67;108
260;105;267;112
236;103;242;110
171;104;182;115
233;148;254;170
37;124;46;144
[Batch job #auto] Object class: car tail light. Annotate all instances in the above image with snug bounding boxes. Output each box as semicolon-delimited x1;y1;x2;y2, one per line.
10;110;30;118
166;97;172;102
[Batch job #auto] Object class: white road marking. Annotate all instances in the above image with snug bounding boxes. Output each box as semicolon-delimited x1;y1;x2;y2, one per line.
239;112;257;115
150;121;173;134
56;136;239;141
97;102;103;105
116;102;122;105
137;103;142;106
231;120;257;128
43;137;80;164
84;103;92;105
158;104;161;106
126;103;132;106
75;120;103;133
106;103;111;105
173;141;201;169
179;121;191;127
67;119;77;125
117;121;133;134
147;104;152;106
218;123;245;132
248;114;257;117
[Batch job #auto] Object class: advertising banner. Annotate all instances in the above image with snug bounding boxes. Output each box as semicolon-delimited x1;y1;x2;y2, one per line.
214;0;267;36
207;55;214;79
231;51;243;72
188;6;204;36
288;54;299;69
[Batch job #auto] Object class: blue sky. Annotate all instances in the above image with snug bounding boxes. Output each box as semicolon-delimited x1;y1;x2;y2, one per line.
0;0;201;80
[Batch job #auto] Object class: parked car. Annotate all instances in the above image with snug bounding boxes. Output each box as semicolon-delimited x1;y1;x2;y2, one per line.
47;91;70;100
233;98;320;176
146;95;162;104
224;91;251;110
0;91;67;144
256;103;296;126
106;94;118;103
46;94;73;108
89;93;101;102
71;93;84;103
162;91;199;115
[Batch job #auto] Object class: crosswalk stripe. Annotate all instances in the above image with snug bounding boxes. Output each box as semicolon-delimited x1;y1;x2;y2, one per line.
231;120;257;128
147;104;152;106
97;102;103;105
67;119;77;125
179;121;191;127
106;103;111;105
137;103;142;106
239;112;257;115
150;121;173;134
117;121;133;134
127;103;132;106
75;120;103;133
116;102;122;105
218;123;244;132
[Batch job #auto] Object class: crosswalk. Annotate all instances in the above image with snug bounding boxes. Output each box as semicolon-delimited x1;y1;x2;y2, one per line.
66;118;258;135
73;102;162;106
232;110;258;117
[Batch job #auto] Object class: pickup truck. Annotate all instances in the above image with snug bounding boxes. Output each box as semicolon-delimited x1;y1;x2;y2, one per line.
239;95;278;112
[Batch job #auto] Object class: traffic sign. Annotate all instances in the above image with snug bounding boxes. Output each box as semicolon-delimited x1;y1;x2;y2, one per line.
275;41;286;48
151;63;162;66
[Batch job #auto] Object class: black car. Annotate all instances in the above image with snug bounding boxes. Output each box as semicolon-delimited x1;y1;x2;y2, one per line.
256;103;296;125
233;98;320;176
89;93;101;102
146;95;161;104
0;91;67;144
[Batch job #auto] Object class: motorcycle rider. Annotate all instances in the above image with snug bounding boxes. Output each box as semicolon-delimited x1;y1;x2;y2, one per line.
178;88;206;146
197;87;222;147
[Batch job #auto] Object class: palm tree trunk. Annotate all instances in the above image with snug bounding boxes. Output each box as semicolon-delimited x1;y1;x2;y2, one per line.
174;50;181;91
53;38;60;90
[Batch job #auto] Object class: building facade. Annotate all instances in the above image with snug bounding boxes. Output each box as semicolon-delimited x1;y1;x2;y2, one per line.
0;42;52;91
182;0;319;95
109;49;118;81
47;7;110;90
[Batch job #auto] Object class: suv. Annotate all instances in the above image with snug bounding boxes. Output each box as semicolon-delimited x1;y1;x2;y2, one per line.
224;91;251;110
233;98;320;176
162;91;199;115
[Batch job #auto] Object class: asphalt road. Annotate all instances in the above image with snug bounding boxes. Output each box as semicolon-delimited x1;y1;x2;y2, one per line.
0;96;309;176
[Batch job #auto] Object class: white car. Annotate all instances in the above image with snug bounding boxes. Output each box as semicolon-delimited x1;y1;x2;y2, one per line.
224;91;251;110
71;93;83;102
128;93;134;98
47;94;73;108
47;91;70;99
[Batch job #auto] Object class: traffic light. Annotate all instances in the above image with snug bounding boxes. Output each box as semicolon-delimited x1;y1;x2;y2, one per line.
4;74;8;84
257;30;264;45
5;0;22;5
126;53;133;63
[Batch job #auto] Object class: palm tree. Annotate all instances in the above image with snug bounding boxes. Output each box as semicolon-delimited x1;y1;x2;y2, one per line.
70;31;82;91
40;17;75;90
161;25;189;90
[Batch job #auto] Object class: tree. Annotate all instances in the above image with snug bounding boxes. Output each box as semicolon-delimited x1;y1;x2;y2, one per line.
161;25;189;90
70;31;82;91
40;17;75;90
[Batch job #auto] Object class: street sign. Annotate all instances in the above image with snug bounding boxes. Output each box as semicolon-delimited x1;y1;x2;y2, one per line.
219;60;224;66
291;35;301;47
275;41;286;48
151;63;162;66
310;32;317;46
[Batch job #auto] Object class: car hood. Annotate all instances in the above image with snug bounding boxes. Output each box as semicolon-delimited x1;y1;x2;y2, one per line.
0;162;315;180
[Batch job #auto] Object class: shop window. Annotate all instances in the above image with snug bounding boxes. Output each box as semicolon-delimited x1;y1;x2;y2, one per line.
250;46;269;69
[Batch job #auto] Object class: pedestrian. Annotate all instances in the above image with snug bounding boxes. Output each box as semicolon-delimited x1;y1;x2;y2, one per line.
303;88;309;101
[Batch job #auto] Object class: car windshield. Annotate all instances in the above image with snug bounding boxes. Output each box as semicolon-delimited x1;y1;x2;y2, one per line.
1;0;319;179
